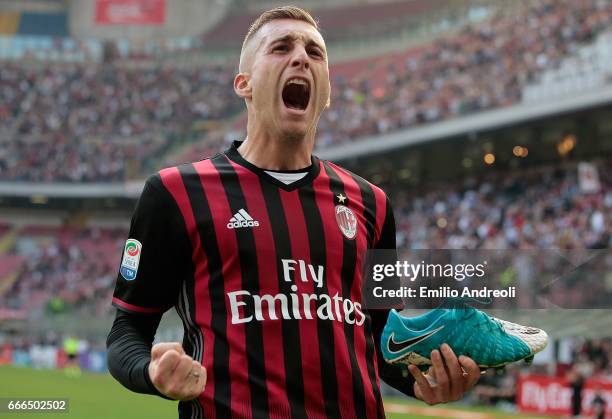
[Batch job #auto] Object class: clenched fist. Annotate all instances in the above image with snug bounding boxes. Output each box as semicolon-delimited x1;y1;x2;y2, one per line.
148;342;206;401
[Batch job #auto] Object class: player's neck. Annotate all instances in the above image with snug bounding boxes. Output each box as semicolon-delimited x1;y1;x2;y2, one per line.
238;130;313;171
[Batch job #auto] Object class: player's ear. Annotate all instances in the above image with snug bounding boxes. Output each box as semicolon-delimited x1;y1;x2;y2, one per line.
234;73;252;99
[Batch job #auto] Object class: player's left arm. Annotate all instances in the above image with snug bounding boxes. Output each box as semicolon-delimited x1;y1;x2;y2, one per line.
370;309;416;397
371;194;481;403
369;194;415;396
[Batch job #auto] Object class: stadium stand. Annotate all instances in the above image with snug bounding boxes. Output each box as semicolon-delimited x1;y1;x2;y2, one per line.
0;62;32;130
2;0;611;183
0;62;240;181
0;255;24;295
391;158;612;251
317;0;612;145
523;30;612;103
0;225;126;317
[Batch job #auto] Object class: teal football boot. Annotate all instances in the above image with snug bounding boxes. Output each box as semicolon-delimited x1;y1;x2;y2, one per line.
381;298;548;369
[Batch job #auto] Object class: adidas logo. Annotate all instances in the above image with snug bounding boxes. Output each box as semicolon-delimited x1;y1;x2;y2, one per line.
227;209;260;229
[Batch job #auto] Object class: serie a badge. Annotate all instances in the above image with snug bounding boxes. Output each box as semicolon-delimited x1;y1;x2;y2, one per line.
120;239;142;281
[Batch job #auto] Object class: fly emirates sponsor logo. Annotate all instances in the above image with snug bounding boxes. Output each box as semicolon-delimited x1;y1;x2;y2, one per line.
227;258;366;326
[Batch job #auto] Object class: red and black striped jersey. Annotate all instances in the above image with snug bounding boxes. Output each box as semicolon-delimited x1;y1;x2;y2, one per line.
112;141;397;419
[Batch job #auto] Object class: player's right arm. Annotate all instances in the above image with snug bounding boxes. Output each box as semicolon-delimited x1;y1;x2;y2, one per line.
106;173;204;400
106;310;206;400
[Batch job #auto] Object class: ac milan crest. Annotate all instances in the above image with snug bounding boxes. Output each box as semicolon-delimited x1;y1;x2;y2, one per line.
335;205;357;240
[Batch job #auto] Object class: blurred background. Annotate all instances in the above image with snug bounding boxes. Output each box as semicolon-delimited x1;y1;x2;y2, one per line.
0;0;610;417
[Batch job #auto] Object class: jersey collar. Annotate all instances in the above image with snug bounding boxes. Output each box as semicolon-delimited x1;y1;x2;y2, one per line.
224;141;321;192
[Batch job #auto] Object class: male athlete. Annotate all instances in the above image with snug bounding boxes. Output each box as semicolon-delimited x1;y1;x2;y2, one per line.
107;7;481;418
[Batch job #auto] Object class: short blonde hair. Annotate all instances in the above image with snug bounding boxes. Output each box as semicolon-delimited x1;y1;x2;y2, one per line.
241;6;319;52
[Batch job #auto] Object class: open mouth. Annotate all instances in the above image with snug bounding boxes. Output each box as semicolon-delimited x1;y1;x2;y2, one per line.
282;77;310;111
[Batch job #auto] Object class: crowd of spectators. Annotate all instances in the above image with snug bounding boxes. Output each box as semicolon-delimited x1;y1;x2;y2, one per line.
0;132;161;182
2;0;612;182
14;64;238;138
571;338;612;379
0;62;240;182
0;227;125;316
0;64;31;135
392;159;612;251
317;0;612;146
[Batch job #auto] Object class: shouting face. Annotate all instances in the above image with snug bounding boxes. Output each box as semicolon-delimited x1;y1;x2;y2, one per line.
235;19;331;142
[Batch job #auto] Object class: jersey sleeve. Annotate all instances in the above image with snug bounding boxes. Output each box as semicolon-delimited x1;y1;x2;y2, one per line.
373;194;403;310
374;194;396;250
106;309;164;396
112;174;192;315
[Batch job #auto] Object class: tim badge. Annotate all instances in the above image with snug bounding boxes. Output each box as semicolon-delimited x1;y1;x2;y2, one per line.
120;239;142;281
